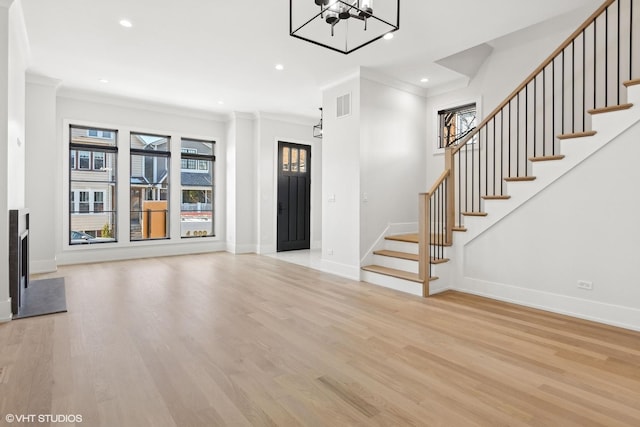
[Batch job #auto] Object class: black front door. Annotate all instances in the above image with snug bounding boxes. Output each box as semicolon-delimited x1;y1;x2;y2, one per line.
277;142;311;252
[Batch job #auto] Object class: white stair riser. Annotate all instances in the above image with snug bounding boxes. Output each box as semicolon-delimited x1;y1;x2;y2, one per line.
384;239;419;254
361;271;423;296
373;255;419;274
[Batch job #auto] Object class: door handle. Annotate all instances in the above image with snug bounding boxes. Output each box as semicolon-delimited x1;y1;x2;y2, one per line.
278;202;283;215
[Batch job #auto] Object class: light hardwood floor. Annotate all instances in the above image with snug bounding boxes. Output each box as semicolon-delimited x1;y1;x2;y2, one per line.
1;252;639;426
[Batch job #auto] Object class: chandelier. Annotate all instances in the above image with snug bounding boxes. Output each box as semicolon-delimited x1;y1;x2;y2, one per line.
290;0;400;54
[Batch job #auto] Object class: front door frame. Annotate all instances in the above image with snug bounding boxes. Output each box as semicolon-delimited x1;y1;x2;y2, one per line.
276;141;312;252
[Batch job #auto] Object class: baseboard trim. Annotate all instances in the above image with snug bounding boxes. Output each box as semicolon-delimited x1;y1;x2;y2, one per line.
0;298;12;323
457;277;640;332
319;259;360;281
226;243;257;254
31;259;58;274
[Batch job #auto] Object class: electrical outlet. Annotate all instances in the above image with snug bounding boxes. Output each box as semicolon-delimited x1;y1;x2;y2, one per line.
327;249;334;255
577;280;593;290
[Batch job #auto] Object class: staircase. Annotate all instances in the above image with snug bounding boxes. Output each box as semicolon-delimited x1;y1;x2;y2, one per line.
361;0;640;297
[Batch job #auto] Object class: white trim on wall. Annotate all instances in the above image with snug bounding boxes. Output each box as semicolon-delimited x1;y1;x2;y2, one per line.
431;96;482;156
60;118;223;265
270;137;320;255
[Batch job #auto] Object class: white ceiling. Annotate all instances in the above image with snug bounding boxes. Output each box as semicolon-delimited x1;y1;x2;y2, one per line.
20;0;599;119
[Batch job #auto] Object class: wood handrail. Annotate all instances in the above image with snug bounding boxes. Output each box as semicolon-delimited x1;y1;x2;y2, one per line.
452;0;615;155
427;170;451;195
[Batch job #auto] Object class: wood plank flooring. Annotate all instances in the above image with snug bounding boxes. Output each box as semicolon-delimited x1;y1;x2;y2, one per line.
1;252;639;426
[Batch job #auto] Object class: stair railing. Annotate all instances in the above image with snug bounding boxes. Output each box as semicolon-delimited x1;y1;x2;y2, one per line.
418;169;450;296
420;0;637;294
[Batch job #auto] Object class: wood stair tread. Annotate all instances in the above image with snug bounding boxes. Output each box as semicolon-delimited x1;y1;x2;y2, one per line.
453;226;467;232
529;155;565;162
462;211;488;217
385;233;418;243
482;195;511;200
431;257;450;265
588;103;633;115
373;250;418;262
504;176;536;182
623;78;640;87
557;130;597;140
385;233;451;246
361;265;423;283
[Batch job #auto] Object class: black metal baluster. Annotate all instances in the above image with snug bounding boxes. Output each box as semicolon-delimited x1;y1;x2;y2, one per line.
583;30;586;132
534;76;537;158
501;110;504;195
525;84;529;175
590;17;596;112
606;7;609;105
553;56;556;155
471;133;475;211
572;39;575;133
517;93;520;177
508;101;512;177
631;0;634;80
617;0;621;105
465;145;468;215
543;66;546;158
493;118;496;195
562;49;565;136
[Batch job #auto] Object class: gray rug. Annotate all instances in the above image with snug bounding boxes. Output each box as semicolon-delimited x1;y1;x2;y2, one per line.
14;277;67;319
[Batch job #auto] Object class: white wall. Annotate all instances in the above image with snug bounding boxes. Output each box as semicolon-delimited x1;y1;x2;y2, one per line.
360;77;427;257
25;74;59;273
460;120;640;331
0;0;27;321
321;76;361;279
255;113;321;254
0;1;12;321
225;112;256;253
41;92;228;266
7;0;26;209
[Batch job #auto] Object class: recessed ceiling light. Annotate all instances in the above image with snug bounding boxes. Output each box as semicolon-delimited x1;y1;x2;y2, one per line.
218;100;224;105
420;77;429;83
275;64;284;71
383;33;394;40
119;19;133;28
99;79;109;84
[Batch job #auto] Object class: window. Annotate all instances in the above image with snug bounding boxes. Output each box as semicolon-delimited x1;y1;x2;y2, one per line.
78;151;91;169
438;103;477;149
181;148;197;169
88;129;113;139
78;191;90;213
69;125;118;245
180;138;215;238
130;133;171;241
93;152;105;170
94;191;105;213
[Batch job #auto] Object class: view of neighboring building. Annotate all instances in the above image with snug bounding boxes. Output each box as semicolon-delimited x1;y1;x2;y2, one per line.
69;126;117;244
130;133;171;241
70;130;215;244
180;138;214;238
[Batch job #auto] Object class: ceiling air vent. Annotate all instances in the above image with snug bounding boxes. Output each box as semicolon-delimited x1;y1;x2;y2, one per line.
336;93;351;118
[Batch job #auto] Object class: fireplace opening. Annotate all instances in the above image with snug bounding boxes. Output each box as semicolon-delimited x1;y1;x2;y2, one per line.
9;209;29;316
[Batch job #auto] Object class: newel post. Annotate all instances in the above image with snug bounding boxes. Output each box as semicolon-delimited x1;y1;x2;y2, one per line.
445;147;456;244
418;192;430;297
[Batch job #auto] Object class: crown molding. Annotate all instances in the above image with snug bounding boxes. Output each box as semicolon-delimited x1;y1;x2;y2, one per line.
26;72;62;89
319;69;361;92
57;87;227;122
360;67;428;98
425;77;471;98
256;111;316;127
